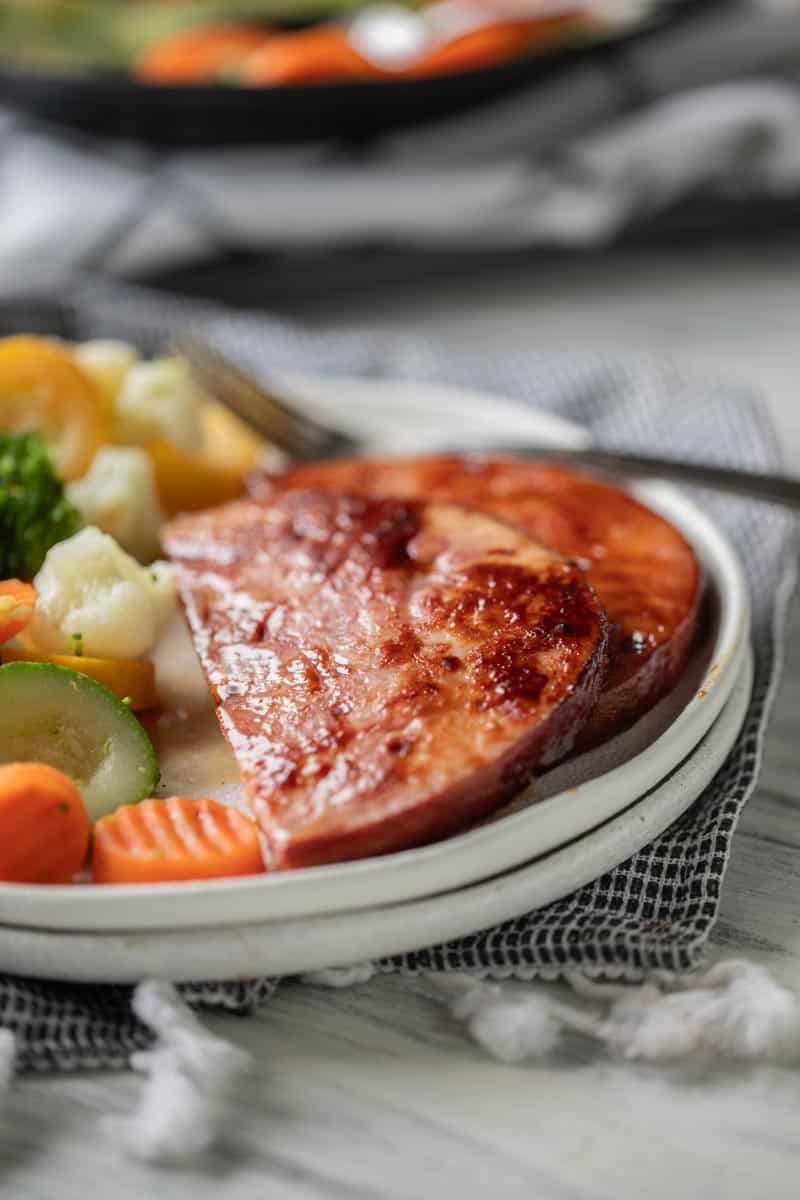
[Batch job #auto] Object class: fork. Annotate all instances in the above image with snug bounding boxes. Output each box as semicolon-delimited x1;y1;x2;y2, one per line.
174;333;800;510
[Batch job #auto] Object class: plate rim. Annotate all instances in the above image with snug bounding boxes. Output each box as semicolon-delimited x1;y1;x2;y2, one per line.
0;377;750;931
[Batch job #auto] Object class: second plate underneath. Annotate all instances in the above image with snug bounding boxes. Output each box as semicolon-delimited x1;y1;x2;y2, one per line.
0;648;752;983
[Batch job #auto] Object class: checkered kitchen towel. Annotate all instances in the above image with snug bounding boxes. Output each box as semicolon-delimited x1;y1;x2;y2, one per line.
0;275;796;1072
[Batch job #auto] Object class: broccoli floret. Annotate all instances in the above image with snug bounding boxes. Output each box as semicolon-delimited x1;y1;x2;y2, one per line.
0;432;82;579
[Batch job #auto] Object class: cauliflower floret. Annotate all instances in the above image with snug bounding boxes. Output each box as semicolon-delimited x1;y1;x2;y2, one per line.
67;446;164;563
30;527;176;659
75;340;139;403
114;357;205;453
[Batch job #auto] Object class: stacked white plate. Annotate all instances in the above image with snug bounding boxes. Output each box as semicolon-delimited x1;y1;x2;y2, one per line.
0;379;752;982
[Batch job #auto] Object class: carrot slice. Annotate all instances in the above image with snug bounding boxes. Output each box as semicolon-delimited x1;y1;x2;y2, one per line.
0;762;89;884
92;796;265;884
0;580;35;645
135;23;272;84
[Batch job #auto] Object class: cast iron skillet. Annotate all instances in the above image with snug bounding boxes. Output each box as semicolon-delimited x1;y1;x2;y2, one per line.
0;18;664;146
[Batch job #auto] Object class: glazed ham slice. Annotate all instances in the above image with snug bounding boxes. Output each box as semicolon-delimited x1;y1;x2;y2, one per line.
253;457;702;749
164;490;607;868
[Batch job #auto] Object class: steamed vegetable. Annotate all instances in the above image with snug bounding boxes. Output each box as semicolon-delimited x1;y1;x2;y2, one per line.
146;399;265;516
0;580;36;645
0;762;90;884
147;436;250;516
114;356;205;453
92;796;265;884
0;433;82;580
74;339;139;404
67;445;164;562
29;527;176;660
0;643;158;711
0;336;110;481
201;402;265;476
0;661;160;824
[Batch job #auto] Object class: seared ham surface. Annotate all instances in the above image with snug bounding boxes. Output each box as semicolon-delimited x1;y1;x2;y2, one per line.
165;490;607;868
255;457;702;748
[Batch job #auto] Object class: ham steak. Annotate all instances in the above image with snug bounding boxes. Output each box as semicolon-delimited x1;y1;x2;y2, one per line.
253;456;702;749
164;489;607;868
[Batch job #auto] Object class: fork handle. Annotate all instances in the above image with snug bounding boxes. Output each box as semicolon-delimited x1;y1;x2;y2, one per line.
501;446;800;510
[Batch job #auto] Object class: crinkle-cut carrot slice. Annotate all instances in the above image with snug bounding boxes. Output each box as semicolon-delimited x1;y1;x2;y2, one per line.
92;796;265;884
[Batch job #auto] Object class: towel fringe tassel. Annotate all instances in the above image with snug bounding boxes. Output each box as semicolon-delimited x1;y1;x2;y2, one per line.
104;980;252;1164
430;959;800;1064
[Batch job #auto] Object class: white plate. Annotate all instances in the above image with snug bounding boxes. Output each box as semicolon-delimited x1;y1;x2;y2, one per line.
0;378;750;933
0;648;752;983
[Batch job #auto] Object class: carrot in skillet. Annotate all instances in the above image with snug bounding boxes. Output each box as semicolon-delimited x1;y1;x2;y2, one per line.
405;22;537;77
92;796;265;884
0;762;89;884
135;23;272;84
0;580;35;645
405;11;589;78
241;28;378;86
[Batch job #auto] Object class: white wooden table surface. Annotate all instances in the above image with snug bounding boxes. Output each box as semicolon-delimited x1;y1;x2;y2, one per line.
2;237;800;1200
